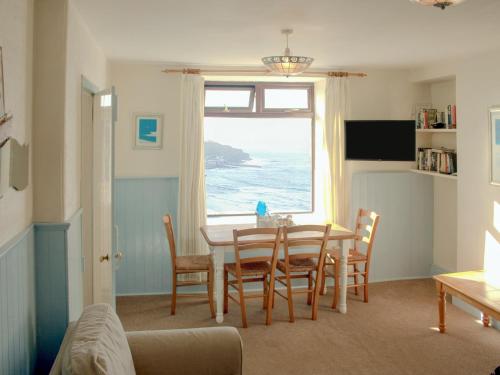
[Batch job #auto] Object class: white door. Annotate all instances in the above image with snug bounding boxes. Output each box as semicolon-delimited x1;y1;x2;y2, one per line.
92;88;116;305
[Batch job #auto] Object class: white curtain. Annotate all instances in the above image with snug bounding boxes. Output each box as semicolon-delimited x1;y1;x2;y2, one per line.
323;76;350;226
178;74;208;267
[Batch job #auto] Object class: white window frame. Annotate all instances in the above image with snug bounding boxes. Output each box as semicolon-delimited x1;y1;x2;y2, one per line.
204;84;255;113
204;82;315;217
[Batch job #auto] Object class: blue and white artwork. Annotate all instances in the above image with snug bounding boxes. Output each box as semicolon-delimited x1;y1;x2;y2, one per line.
135;114;163;149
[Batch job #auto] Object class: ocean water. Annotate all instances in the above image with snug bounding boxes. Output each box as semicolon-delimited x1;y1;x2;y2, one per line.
205;151;312;215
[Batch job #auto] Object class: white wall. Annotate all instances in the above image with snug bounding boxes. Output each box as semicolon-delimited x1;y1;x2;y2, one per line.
33;0;67;223
111;65;435;234
430;80;457;272
33;0;108;222
111;62;181;177
0;0;34;247
64;0;107;220
345;70;430;222
412;48;500;272
112;66;428;184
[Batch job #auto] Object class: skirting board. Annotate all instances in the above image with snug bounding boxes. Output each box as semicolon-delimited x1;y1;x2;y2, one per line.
115;275;433;298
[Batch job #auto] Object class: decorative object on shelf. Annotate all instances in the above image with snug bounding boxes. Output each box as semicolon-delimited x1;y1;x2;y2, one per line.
262;29;313;77
134;113;163;149
256;213;294;228
410;0;466;10
489;106;500;186
256;201;271;227
255;201;295;227
431;112;447;129
0;137;29;199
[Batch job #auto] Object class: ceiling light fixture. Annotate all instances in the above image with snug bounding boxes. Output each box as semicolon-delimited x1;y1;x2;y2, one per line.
411;0;466;10
262;29;313;76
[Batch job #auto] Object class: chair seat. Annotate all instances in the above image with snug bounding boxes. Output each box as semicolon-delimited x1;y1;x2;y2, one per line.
225;261;271;276
325;248;367;264
176;255;211;271
277;258;317;273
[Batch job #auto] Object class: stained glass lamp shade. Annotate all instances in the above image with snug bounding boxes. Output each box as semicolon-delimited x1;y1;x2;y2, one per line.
262;29;313;76
411;0;466;9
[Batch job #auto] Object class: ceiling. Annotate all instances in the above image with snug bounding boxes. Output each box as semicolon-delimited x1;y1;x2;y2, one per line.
73;0;500;69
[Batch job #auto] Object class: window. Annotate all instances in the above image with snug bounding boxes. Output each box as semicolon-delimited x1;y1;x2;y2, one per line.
263;87;311;110
204;82;314;216
205;85;255;112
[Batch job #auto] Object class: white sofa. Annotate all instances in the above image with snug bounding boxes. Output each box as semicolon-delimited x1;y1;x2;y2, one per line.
50;303;243;375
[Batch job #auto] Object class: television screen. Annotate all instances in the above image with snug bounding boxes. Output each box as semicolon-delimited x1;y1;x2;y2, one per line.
345;120;415;161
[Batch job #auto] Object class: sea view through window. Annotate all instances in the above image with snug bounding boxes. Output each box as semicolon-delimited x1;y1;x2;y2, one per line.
204;117;313;215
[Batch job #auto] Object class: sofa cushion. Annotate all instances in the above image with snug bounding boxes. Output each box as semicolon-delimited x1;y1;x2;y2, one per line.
62;303;136;375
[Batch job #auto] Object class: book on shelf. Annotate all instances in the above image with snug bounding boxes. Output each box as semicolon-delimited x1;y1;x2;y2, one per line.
417;147;457;175
416;105;457;129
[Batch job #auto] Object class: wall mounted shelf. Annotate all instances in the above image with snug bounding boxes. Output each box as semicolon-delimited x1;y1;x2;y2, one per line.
0;113;13;127
416;128;456;133
410;169;457;180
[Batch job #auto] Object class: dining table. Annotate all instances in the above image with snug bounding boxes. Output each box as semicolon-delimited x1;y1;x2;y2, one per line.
200;222;356;323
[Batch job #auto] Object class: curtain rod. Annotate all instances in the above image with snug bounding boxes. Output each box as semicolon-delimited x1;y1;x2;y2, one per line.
161;68;367;78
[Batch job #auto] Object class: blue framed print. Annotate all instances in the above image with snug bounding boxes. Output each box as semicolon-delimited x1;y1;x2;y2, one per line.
134;113;163;149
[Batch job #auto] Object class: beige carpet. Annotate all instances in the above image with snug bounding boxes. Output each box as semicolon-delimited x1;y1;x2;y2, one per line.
117;279;500;375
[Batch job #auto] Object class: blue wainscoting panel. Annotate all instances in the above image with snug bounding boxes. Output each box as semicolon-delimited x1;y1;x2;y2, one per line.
114;177;179;295
350;171;434;282
35;223;70;373
34;209;84;373
0;226;37;375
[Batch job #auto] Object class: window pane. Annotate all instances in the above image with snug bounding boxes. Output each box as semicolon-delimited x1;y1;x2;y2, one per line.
204;117;312;215
205;88;252;108
264;88;309;109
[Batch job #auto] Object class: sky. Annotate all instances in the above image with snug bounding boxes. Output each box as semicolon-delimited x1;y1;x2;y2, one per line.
204;117;312;154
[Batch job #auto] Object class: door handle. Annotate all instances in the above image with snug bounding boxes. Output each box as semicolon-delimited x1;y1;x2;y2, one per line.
99;254;110;263
114;251;123;260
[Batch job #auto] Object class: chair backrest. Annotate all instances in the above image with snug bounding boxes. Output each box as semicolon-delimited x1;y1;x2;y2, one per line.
353;209;380;262
232;227;281;272
163;215;177;265
282;224;331;265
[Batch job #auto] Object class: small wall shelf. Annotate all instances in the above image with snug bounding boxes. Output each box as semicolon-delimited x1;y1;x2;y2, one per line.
410;169;457;180
0;113;13;127
416;128;456;133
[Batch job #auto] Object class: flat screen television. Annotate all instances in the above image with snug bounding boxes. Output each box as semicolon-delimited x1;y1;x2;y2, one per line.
345;120;415;161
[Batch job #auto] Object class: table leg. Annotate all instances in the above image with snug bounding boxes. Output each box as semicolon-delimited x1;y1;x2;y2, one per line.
482;313;490;327
338;239;348;314
438;282;446;333
211;246;225;324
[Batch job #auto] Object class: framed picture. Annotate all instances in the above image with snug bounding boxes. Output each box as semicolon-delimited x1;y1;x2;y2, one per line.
490;106;500;186
0;47;5;118
134;113;163;149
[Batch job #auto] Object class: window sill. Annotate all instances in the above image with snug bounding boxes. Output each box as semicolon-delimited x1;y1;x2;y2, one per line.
206;211;324;226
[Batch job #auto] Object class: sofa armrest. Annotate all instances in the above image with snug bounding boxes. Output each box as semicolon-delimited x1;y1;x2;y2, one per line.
126;327;242;375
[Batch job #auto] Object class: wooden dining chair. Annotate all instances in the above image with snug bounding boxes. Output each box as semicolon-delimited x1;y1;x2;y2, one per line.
320;209;380;309
224;227;281;328
163;215;215;318
273;224;331;322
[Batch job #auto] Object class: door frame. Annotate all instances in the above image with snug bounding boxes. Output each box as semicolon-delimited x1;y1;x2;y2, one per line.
80;76;117;307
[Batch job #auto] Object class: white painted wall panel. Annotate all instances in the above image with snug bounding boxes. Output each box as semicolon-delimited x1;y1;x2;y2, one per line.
350;171;433;282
